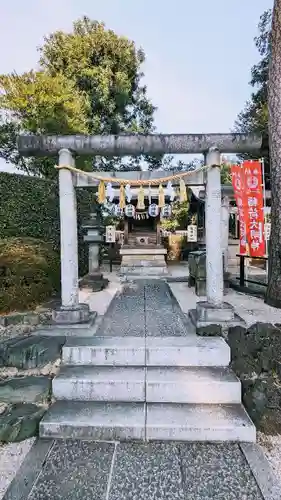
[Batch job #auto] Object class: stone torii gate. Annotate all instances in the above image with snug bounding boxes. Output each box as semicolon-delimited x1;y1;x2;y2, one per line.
17;133;262;327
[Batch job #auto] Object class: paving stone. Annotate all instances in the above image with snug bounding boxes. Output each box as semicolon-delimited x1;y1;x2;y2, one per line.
0;403;46;443
179;443;263;499
27;440;114;500
98;314;145;337
108;442;185;500
145;310;188;337
2;439;54;500
0;376;51;403
95;280;190;338
96;282;145;337
0;335;66;369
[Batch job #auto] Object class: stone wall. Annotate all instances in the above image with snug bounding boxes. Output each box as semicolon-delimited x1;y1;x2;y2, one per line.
0;327;65;442
227;322;281;434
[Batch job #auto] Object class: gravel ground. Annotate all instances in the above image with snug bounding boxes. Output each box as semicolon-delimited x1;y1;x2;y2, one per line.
0;323;37;342
0;438;36;499
258;432;281;485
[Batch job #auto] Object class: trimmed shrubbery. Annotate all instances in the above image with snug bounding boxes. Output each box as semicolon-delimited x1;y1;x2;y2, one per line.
0;171;96;312
0;237;60;312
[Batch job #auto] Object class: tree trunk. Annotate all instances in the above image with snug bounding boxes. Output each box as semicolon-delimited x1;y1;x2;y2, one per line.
265;0;281;308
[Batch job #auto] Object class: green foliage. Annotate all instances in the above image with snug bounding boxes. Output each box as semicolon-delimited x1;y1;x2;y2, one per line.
0;237;60;312
0;172;94;278
0;173;60;245
39;18;154;136
0;71;90;135
0;16;156;177
235;9;271;184
160;200;190;232
235;9;271;135
220;163;232;185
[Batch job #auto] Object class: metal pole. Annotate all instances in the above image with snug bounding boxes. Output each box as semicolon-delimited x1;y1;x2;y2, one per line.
240;255;245;287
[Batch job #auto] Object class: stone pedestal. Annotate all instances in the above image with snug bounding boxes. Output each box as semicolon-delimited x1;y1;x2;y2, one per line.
52;303;90;325
189;301;239;336
120;246;168;278
196;301;234;322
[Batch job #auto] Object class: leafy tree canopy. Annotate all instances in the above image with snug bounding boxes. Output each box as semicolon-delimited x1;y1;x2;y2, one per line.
0;17;159;178
234;9;271;185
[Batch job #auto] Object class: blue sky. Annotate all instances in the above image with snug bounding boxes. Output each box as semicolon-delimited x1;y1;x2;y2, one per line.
0;0;273;172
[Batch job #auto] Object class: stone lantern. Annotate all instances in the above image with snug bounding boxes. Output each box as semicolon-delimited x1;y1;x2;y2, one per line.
80;211;108;291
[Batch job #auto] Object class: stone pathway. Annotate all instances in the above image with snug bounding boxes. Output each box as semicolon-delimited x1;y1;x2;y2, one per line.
3;439;271;500
97;279;191;337
2;279;281;499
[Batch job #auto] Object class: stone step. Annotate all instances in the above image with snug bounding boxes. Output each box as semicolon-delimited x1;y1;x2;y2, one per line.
53;366;145;402
40;401;145;441
40;401;256;442
62;336;230;367
146;367;241;404
120;266;168;276
145;337;230;367
62;337;145;366
52;366;240;404
146;403;256;442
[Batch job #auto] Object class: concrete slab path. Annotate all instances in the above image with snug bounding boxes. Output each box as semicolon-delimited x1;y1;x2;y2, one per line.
96;279;192;337
3;438;280;500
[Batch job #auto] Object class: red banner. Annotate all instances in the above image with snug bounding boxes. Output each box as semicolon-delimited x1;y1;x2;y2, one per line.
231;165;248;254
243;160;265;257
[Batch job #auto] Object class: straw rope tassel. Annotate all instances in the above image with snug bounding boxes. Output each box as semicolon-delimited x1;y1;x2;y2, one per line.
119;184;126;209
158;184;165;208
179;179;187;202
55;163;210;185
137;185;145;210
98;180;106;204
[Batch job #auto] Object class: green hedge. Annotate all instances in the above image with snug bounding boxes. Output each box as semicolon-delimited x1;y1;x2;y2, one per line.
0;237;60;312
0;172;95;277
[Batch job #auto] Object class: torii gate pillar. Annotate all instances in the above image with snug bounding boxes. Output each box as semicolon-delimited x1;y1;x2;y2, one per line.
52;148;91;324
194;147;235;328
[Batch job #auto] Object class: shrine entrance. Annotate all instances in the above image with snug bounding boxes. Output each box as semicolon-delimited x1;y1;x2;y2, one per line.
17;132;262;324
127;213;158;246
125;196;161;247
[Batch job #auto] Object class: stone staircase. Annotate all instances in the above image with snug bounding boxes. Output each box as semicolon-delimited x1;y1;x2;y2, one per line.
40;335;256;442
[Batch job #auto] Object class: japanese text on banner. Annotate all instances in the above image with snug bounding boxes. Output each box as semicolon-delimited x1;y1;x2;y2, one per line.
230;165;248;254
243;160;265;257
